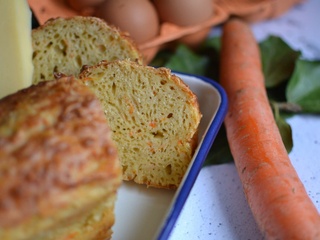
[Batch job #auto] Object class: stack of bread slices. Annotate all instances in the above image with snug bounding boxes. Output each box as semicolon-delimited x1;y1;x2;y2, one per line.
0;16;202;239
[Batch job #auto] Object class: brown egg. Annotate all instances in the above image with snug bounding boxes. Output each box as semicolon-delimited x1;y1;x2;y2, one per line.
153;0;213;26
95;0;160;44
66;0;105;11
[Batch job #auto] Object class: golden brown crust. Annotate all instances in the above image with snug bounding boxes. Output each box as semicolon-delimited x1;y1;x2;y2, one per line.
0;77;121;229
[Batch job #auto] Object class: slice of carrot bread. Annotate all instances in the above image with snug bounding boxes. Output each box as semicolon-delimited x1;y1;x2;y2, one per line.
78;60;202;189
32;16;144;84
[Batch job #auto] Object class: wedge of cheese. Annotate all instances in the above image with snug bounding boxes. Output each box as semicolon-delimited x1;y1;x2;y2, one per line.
0;0;34;99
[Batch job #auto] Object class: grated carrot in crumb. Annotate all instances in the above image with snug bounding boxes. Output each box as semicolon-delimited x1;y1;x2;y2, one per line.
129;104;134;114
147;141;155;153
129;131;134;137
149;121;157;128
64;232;77;239
124;97;134;114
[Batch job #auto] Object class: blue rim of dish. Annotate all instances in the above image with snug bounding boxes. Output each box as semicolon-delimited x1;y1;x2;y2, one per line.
157;72;228;240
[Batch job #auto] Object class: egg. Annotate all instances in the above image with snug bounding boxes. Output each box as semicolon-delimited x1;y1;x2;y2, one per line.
153;0;213;26
95;0;160;44
66;0;105;11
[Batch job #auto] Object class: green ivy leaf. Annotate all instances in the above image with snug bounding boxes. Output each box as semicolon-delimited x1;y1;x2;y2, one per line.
200;36;221;81
150;49;174;67
259;36;301;88
203;125;233;166
163;44;209;76
286;59;320;113
275;114;293;153
202;36;221;51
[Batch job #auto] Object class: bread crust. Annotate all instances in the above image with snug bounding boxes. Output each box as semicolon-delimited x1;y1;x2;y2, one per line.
0;77;121;239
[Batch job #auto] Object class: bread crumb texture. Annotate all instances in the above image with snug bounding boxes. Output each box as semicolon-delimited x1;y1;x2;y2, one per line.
80;60;202;189
32;16;143;84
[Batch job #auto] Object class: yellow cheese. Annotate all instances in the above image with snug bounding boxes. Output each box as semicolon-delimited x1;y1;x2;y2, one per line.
0;0;34;99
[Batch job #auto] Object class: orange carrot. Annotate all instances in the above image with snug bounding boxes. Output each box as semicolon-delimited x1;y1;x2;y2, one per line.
220;18;320;239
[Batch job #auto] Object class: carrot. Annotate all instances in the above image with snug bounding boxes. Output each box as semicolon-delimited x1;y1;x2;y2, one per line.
219;18;320;240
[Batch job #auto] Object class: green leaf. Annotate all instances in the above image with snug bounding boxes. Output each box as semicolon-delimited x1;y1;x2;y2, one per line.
150;49;174;67
199;36;221;81
267;80;288;102
276;114;293;153
203;125;233;166
286;59;320;113
164;44;209;76
202;36;221;51
271;101;293;152
259;36;301;88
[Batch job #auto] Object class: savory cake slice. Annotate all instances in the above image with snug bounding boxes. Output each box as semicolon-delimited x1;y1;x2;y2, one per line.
79;60;202;189
0;77;121;240
32;16;144;85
